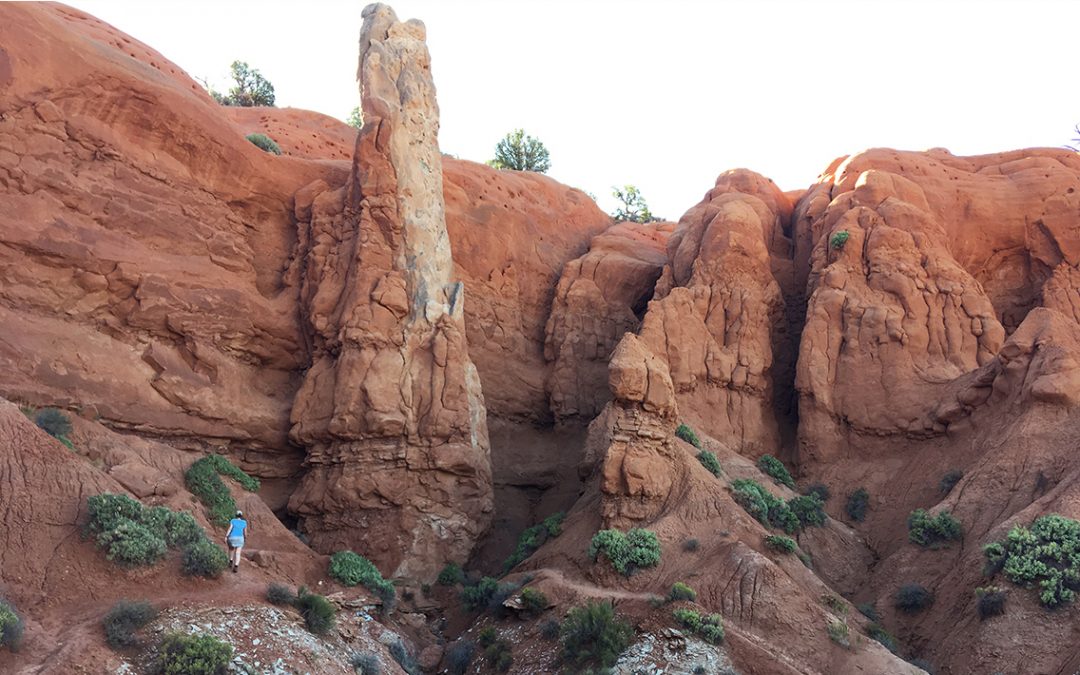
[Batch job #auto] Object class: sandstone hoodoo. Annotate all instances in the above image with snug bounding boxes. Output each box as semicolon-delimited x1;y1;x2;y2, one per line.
1;1;1079;673
286;4;493;578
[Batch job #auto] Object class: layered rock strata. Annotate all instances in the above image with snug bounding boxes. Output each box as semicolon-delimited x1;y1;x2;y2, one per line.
286;4;491;577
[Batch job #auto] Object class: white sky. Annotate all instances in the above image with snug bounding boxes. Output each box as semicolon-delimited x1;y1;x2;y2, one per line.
67;0;1080;220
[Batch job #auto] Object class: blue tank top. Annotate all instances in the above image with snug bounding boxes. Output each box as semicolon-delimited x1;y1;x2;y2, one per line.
229;518;247;538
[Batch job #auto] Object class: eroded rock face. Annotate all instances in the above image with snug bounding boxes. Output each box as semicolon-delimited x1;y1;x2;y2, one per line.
286;4;491;577
587;333;679;527
794;149;1080;462
544;220;672;423
638;170;792;456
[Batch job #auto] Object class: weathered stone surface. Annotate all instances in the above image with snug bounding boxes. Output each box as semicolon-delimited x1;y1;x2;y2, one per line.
544;220;672;423
588;333;679;527
286;4;491;578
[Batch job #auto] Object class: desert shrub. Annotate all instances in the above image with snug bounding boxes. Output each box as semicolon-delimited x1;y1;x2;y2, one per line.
184;454;261;526
788;494;827;528
830;230;850;249
96;519;167;567
983;513;1080;607
0;599;24;652
182;539;228;578
907;509;962;547
588;528;661;576
245;133;282;155
445;640;475;675
141;507;204;548
103;600;156;649
731;478;784;527
483;639;512;672
797;549;813;568
822;594;848;615
388;639;420;675
895;583;934;612
561;601;633;669
675;423;702;448
35;407;72;440
503;512;565;571
866;623;896;653
672;609;723;644
156;632;232;675
266;583;295;606
908;658;936;674
477;626;498;647
437;562;464;586
846;488;870;522
351;652;381;675
668;582;697;602
696;450;722;477
939;469;963;494
976;586;1006;619
757;454;794;488
857;602;880;622
329;551;395;607
826;618;850;648
461;577;500;611
683;538;700;552
87;493;145;533
764;535;797;554
540;619;560;640
295;587;336;635
520;587;548;615
804;483;830;502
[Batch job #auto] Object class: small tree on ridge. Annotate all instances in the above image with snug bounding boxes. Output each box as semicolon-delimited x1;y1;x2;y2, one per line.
611;185;654;223
489;129;550;173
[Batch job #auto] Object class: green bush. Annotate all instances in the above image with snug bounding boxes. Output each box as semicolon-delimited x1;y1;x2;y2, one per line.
35;407;73;440
984;513;1080;607
857;602;880;622
846;488;869;522
483;639;512;673
907;509;962;547
939;470;963;494
245;133;282;155
519;587;548;615
830;230;850;250
328;551;395;607
757;454;794;488
141;507;204;548
588;528;661;576
672;609;723;644
975;586;1006;619
826;618;849;648
804;483;830;502
675;423;702;449
96;519;167;567
461;577;500;611
503;512;565;571
764;535;797;554
539;619;560;640
87;493;145;533
477;626;498;647
445;641;475;675
437;563;465;586
0;599;24;652
668;582;697;602
788;494;827;528
296;587;336;635
866;623;896;653
696;450;722;477
266;583;295;606
731;478;785;527
184;455;259;527
351;652;381;675
103;600;156;649
156;632;233;675
895;583;933;612
182;539;229;578
560;601;633;669
822;594;847;615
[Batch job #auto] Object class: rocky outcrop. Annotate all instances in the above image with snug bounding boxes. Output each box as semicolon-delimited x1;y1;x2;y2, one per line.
544;220;672;423
638;171;793;455
585;334;680;527
286;4;491;578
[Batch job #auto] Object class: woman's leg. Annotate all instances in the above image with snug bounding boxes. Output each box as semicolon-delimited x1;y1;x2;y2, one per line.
234;545;243;569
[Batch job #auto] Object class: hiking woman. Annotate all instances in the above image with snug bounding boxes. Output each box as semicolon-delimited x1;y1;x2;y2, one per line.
225;510;249;573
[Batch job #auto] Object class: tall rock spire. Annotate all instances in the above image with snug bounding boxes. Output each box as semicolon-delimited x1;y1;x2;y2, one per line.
288;3;492;578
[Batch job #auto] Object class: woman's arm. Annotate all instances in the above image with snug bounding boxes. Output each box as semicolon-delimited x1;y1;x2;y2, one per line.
226;523;234;538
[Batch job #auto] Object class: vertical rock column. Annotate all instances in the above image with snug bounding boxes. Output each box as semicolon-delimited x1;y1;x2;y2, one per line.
288;3;492;578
